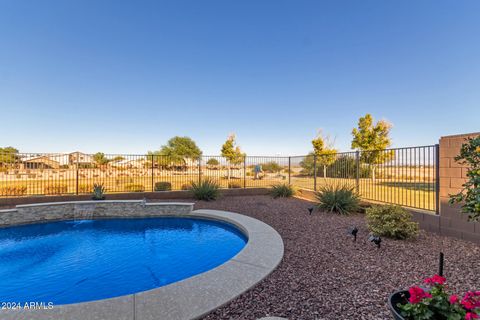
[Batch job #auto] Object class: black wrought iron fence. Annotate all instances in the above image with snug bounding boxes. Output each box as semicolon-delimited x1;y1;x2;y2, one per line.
0;146;439;212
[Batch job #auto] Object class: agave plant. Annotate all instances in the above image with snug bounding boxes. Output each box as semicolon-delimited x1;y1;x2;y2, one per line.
270;183;295;199
315;184;360;215
189;179;220;201
92;183;106;200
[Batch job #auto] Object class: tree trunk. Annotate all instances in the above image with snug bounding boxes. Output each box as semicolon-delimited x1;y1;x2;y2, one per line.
371;165;376;183
323;165;327;180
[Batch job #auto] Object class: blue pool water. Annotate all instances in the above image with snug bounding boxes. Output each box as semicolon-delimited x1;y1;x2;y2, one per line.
0;217;247;305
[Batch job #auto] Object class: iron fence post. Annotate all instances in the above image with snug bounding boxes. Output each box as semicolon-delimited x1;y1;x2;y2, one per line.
198;157;202;184
435;144;440;215
75;155;79;195
288;157;291;184
151;154;154;191
355;150;360;194
313;154;317;191
243;156;246;188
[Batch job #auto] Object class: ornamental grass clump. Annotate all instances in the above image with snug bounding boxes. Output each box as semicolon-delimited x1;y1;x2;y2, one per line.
315;184;360;215
397;275;480;320
189;179;220;201
366;205;419;240
449;135;480;221
270;183;295;198
154;181;172;191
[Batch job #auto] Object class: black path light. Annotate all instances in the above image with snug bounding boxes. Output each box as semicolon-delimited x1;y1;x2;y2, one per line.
369;235;382;248
349;227;358;242
439;252;444;276
308;207;314;215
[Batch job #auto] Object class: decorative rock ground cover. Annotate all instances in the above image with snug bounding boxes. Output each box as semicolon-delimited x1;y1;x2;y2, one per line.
186;195;480;320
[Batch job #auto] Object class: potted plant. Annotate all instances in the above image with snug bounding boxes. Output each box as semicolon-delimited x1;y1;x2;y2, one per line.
389;275;480;319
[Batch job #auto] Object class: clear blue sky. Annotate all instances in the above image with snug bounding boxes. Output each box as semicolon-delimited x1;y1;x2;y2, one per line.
0;0;479;155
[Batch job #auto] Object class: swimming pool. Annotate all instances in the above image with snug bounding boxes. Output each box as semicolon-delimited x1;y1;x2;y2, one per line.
0;217;247;305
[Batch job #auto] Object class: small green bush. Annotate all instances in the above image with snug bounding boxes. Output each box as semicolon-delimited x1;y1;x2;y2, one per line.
0;185;28;196
228;182;242;189
92;183;106;200
125;183;145;192
190;179;219;201
262;161;282;173
315;184;360;215
270;183;295;198
366;205;419;239
206;158;220;167
78;184;92;194
154;181;172;191
44;183;68;195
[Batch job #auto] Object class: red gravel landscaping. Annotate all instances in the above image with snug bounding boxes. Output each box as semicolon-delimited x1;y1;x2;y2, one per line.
189;195;480;320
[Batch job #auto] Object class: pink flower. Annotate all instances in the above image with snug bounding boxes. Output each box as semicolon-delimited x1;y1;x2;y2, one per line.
424;275;446;286
408;286;432;304
450;295;459;304
465;312;479;320
462;291;480;310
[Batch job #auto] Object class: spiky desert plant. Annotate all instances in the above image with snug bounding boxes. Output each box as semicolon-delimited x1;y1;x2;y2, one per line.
315;184;360;215
92;183;106;200
189;178;220;201
270;183;295;199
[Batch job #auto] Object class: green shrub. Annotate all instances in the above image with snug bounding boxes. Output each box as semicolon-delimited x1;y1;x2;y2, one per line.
0;185;28;196
366;205;419;239
92;183;106;200
44;183;68;195
125;183;145;192
262;161;282;173
315;184;360;215
78;184;92;194
206;158;220;167
228;182;242;189
449;135;480;221
154;181;172;191
190;179;219;201
270;183;295;198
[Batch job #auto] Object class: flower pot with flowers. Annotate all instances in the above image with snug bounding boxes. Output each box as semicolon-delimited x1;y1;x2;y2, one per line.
389;275;480;320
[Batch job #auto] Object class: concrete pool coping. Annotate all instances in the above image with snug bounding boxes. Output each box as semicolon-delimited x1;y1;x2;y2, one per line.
0;207;284;320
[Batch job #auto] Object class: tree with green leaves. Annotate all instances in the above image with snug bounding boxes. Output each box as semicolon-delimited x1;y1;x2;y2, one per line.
299;152;315;176
149;136;202;170
262;161;282;173
312;132;337;179
93;152;110;166
221;134;245;181
0;147;19;167
206;158;220;168
351;114;394;181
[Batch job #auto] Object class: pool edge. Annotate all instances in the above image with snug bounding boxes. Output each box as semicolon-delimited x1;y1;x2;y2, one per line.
0;209;284;320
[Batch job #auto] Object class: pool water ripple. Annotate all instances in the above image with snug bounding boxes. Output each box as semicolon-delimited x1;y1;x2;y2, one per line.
0;217;247;304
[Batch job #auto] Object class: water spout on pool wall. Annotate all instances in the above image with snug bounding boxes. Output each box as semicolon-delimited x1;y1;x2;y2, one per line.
73;203;95;221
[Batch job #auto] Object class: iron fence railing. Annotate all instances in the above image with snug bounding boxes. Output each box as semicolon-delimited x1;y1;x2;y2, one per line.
0;145;439;212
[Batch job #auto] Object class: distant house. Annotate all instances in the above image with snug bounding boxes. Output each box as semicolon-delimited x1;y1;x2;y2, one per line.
109;158;147;169
68;152;94;166
22;152;95;169
22;155;61;169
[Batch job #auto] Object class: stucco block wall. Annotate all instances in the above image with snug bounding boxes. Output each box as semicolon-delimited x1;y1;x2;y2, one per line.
438;132;480;243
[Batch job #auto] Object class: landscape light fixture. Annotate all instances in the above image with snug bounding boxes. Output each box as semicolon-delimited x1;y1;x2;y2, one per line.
439;252;444;277
369;235;382;248
308;207;314;215
349;227;358;242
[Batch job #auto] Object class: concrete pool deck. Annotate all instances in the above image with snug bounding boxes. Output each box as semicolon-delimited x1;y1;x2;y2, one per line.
0;203;284;320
